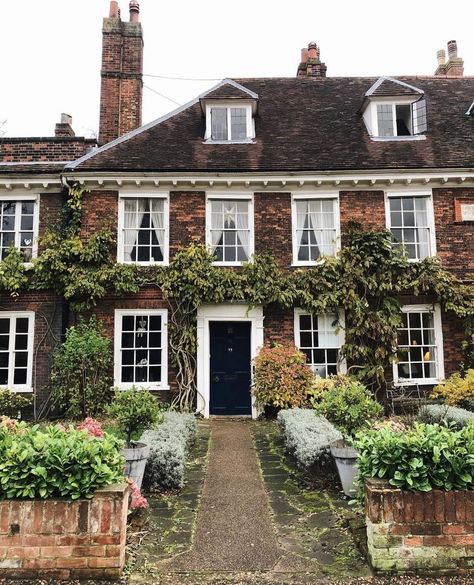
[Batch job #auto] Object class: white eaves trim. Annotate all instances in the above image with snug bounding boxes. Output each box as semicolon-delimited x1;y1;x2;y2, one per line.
466;100;474;116
66;78;257;171
365;76;425;97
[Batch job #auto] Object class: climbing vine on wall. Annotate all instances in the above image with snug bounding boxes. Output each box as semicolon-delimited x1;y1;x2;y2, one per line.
0;184;472;410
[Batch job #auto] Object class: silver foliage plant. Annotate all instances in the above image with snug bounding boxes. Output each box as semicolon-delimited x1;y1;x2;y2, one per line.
277;408;342;469
142;412;197;490
419;404;474;429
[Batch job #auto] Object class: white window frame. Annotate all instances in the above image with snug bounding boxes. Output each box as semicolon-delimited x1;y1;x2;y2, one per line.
114;309;169;391
393;304;444;387
204;102;255;143
0;311;35;393
117;191;169;266
367;98;426;140
385;189;436;261
291;193;341;266
0;194;40;263
294;309;346;376
206;192;254;266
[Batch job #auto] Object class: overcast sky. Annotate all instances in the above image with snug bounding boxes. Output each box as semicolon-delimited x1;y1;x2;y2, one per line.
1;0;473;138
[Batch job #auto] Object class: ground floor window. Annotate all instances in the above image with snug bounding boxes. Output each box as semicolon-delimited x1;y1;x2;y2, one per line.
294;310;343;377
114;309;168;389
394;304;444;385
0;312;34;391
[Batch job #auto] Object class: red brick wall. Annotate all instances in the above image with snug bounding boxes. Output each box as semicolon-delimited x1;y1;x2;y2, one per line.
254;192;292;267
264;305;294;346
365;479;474;573
433;187;474;280
340;190;386;233
0;138;95;162
170;191;206;255
0;484;128;579
38;191;64;242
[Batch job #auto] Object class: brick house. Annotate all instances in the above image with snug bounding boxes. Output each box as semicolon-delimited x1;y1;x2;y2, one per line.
0;1;473;418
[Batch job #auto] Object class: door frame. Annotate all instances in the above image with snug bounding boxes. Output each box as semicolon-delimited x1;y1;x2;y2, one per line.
196;304;264;419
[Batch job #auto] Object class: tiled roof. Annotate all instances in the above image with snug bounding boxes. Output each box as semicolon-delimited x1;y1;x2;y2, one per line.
366;76;424;97
68;76;474;173
201;79;259;100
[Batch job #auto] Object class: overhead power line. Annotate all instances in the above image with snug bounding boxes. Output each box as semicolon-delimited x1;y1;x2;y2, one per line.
144;73;221;82
143;84;181;106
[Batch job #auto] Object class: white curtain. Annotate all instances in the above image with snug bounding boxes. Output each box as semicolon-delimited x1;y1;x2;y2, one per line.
235;203;249;260
123;199;145;261
415;199;430;259
308;200;335;257
296;201;306;257
210;201;223;252
150;199;164;258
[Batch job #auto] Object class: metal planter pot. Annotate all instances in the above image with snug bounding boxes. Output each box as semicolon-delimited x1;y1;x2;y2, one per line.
123;442;150;489
330;440;358;497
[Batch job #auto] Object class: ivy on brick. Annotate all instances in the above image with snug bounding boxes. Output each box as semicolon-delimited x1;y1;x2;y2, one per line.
0;184;472;410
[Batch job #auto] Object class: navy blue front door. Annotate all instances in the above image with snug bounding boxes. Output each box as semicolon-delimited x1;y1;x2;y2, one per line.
209;321;252;415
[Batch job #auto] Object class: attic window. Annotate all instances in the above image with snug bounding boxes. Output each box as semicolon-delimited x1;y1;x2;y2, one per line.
376;100;427;137
205;103;254;143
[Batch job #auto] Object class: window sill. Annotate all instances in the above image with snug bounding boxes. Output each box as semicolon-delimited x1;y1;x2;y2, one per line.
393;378;440;387
117;260;169;267
10;386;33;393
203;139;255;145
212;261;249;267
292;259;334;267
115;384;171;391
371;135;426;142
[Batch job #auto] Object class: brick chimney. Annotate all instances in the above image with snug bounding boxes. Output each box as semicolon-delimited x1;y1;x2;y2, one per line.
55;113;75;137
297;42;327;78
99;1;144;145
434;40;464;77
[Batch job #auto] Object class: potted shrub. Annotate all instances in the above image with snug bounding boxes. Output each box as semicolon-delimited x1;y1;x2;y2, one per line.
107;387;161;488
253;344;314;417
314;379;383;496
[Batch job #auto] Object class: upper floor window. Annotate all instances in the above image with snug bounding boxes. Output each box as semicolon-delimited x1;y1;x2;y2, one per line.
204;103;254;143
386;192;435;261
0;312;34;392
118;194;169;265
0;197;38;261
294;310;344;378
292;196;339;265
114;309;168;390
206;195;253;265
394;305;444;386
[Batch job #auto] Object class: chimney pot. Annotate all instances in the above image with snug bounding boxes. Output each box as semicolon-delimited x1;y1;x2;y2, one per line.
307;41;319;60
300;48;308;63
55;113;75;137
129;0;139;22
437;49;446;65
297;41;326;78
447;40;457;59
109;1;119;18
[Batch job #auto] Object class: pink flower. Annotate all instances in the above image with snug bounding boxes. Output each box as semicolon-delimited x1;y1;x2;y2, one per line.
77;417;104;438
125;477;148;510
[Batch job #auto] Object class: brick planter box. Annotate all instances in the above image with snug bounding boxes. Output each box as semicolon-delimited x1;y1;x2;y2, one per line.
0;483;129;580
366;478;474;575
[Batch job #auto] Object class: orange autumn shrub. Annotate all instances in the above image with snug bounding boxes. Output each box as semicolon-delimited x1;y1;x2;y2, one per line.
253;344;314;409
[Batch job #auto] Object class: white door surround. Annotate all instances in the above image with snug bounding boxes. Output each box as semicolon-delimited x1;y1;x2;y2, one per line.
196;304;264;419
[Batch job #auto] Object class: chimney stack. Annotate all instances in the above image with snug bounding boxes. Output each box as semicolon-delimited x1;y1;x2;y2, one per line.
55;113;75;137
99;1;144;145
297;42;327;78
435;40;464;77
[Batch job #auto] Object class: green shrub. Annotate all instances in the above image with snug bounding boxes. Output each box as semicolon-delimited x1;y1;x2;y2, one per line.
107;387;161;447
0;422;124;499
51;317;113;418
356;423;474;492
314;380;383;438
307;373;354;406
0;388;32;417
431;369;474;406
253;344;314;409
419;404;474;429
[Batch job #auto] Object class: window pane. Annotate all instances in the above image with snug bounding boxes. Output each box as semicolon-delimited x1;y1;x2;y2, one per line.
13;369;27;385
397;309;438;381
230;108;247;141
296;313;340;378
377;104;394;136
211;108;227;140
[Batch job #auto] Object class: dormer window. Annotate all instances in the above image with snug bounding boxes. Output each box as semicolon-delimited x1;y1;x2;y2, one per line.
361;77;427;140
200;79;258;143
205;103;254;143
210;106;249;141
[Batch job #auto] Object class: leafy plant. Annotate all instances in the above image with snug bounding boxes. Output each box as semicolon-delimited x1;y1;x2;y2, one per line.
314;380;383;438
107;387;161;447
142;412;197;490
0;388;32;417
50;317;113;418
0;422;124;499
356;423;474;492
307;373;354;406
277;408;342;469
431;369;474;406
253;344;315;409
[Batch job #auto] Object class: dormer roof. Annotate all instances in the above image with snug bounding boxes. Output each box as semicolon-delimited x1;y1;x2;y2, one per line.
200;78;259;101
366;76;424;98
